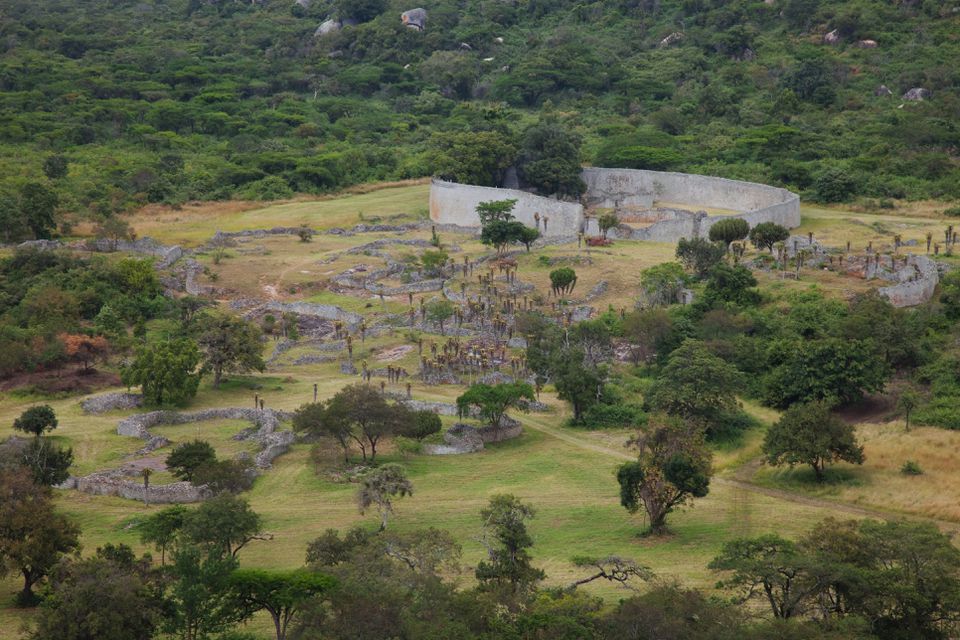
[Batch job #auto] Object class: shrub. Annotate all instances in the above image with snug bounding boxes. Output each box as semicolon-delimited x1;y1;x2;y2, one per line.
579;402;647;429
944;206;960;217
813;166;859;203
586;236;613;247
901;460;923;476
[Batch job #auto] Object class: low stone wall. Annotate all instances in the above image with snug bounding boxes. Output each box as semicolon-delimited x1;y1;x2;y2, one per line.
60;472;208;504
430;169;799;243
878;255;939;307
424;418;524;455
262;301;363;331
81;392;144;414
429;179;584;237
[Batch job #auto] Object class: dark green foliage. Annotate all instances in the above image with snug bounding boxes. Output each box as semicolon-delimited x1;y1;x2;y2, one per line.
617;416;711;535
192;458;256;495
166;440;217;483
334;0;386;23
429;131;517;187
13;405;58;438
701;264;760;307
813;166;859;203
42;156;68;180
749;222;791;252
762;338;889;408
475;494;545;597
182;494;265;559
675;237;725;277
403;410;443;440
28;552;162;640
195;312;265;388
138;505;188;565
121;339;203;406
549;267;577;296
517;119;586;197
763;401;865;481
456;382;534;427
708;218;750;248
229;569;336;640
21;438;73;487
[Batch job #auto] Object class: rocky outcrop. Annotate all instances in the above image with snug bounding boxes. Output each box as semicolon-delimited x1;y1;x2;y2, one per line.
876;84;893;96
823;29;841;44
81;392;143;414
658;32;683;48
401;8;426;30
903;88;931;101
878;255;939;307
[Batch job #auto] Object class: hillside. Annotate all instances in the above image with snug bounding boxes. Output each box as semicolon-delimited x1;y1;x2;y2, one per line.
1;0;958;242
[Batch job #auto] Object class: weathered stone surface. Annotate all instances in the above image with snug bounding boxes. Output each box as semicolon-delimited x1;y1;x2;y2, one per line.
823;29;841;44
902;87;931;101
658;32;683;48
81;392;143;414
878;255;939;307
62;470;209;503
423;419;523;455
876;84;893;96
857;39;878;48
401;8;426;30
315;19;341;36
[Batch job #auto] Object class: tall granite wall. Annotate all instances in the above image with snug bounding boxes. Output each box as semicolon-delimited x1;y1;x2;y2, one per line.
430;169;800;242
429;179;584;237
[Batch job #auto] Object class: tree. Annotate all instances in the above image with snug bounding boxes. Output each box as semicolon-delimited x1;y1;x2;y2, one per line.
195;313;265;388
29;552;162;640
425;299;455;335
308;384;414;462
139;504;188;565
59;333;110;372
19;182;59;240
230;569;336;640
646;339;742;433
420;249;448;277
21;438;73;486
516;119;586;197
749;222;790;253
475;494;545;597
898;388;920;431
166;440;217;482
762;401;864;482
165;543;239;640
675;237;725;277
476;199;518;225
93;216;134;251
356;464;414;531
616;416;712;535
762;338;889;408
519;225;540;251
13;405;58;438
192;458;255;495
550;347;607;422
597;212;620;239
456;382;534;428
701;264;760;307
0;470;81;605
182;494;267;559
549;267;577;297
429;130;517;187
42;155;69;180
334;0;387;23
708;218;750;250
623;309;673;365
121;338;203;406
401;410;442;441
710;534;819;619
637;262;687;308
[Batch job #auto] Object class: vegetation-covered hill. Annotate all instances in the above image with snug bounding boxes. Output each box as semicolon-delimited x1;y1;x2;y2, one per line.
1;0;958;238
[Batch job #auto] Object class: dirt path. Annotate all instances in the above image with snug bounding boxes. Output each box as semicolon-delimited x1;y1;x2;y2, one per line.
521;415;960;533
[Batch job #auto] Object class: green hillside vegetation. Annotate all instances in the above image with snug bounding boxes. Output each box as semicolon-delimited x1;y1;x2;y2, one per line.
1;0;959;241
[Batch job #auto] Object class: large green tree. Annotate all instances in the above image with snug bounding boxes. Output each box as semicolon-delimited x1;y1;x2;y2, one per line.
762;401;864;482
617;416;712;535
475;494;545;597
195;312;265;388
121;339;203;406
456;382;534;428
229;569;336;640
356;464;414;531
516;119;586;197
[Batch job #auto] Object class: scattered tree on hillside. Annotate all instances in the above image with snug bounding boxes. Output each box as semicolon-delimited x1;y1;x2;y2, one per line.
356;464;414;531
138;504;188;565
0;470;81;605
195;313;265;388
21;438;73;487
623;309;673;365
425;299;455;335
229;569;336;640
549;267;577;297
182;494;268;559
598;212;620;239
675;237;725;277
898;388;920;432
456;382;534;428
121;339;203;406
476;494;545;597
708;218;750;251
616;416;712;535
762;401;864;482
749;222;790;253
477;199;539;256
166;440;217;483
13;405;58;438
401;410;443;441
637;262;687;308
60;333;110;373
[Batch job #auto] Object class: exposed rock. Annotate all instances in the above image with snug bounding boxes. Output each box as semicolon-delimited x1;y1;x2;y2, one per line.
878;255;939;307
315;19;341;37
423;418;523;455
902;87;931;101
857;39;878;48
459;42;472;51
401;8;427;30
657;32;683;48
876;84;893;96
81;392;143;414
823;29;841;45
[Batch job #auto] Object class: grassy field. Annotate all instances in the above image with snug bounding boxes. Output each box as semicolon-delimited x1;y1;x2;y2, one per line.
3;185;960;637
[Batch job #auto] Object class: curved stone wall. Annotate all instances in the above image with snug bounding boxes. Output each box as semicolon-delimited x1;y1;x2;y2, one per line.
429;179;585;237
429;169;800;242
